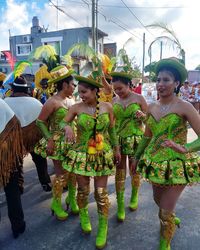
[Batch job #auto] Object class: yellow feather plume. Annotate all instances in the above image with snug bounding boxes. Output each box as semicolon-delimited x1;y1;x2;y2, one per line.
14;61;32;78
35;65;51;90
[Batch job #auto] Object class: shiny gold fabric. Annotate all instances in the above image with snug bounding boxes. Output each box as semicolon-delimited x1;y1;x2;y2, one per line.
52;174;68;199
159;209;176;245
77;185;90;209
115;169;126;192
94;187;109;217
131;173;140;188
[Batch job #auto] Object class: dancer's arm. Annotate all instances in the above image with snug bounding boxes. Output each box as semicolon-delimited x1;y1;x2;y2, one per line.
108;103;121;164
162;102;200;153
62;104;78;143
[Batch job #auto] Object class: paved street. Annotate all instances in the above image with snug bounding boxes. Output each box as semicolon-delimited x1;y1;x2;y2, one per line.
0;129;200;250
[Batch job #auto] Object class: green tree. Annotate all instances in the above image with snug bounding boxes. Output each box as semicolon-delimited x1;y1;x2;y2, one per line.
195;65;200;70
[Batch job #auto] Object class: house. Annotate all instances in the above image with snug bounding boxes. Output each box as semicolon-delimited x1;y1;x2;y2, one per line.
2;16;108;74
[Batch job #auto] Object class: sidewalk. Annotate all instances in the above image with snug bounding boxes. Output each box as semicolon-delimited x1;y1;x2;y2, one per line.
0;129;200;250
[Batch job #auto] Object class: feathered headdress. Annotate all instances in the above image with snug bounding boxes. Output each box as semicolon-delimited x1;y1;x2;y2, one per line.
35;65;52;90
30;45;60;72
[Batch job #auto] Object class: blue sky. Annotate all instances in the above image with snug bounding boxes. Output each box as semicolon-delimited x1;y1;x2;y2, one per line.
0;0;200;70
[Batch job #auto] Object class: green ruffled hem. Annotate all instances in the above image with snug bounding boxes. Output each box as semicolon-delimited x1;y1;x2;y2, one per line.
34;136;68;161
137;155;200;185
119;135;142;156
62;149;115;177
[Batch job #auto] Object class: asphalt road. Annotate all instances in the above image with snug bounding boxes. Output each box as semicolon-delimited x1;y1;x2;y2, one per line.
0;129;200;250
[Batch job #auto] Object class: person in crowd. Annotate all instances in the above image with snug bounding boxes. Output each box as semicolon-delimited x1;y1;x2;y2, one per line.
132;58;200;250
194;82;200;113
4;76;51;192
0;99;25;238
62;74;120;249
0;72;6;98
179;80;191;101
134;81;142;94
35;65;79;220
111;71;147;221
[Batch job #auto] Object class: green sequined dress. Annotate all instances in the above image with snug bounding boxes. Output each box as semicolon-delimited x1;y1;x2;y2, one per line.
113;103;144;156
62;113;115;177
138;113;200;185
34;107;68;160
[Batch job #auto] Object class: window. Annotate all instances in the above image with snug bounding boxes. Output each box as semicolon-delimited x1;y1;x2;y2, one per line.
44;41;60;55
16;44;32;56
41;37;63;56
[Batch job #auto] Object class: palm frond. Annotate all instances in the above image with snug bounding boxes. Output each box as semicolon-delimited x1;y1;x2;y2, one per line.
146;22;181;47
123;37;135;49
148;36;181;57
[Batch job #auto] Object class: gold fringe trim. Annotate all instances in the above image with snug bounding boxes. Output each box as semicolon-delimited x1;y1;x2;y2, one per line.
22;121;42;154
159;209;176;245
115;168;126;192
77;186;90;209
94;187;109;217
0;116;23;188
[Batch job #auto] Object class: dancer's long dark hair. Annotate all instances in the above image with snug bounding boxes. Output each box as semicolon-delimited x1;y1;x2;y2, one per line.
78;81;100;140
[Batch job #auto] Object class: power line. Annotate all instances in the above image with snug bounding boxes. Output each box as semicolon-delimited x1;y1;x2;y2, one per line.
61;1;187;9
120;0;155;38
98;9;143;42
48;0;84;27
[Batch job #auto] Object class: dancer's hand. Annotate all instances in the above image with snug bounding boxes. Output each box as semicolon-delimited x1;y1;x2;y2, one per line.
65;125;75;143
161;140;187;153
130;158;138;175
47;138;55;155
135;110;146;120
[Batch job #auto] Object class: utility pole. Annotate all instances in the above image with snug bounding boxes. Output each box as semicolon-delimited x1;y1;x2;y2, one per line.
95;0;98;53
160;41;163;60
92;0;96;51
142;33;145;83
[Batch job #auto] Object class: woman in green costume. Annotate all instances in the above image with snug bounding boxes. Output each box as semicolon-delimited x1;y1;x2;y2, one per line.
62;75;120;249
35;65;79;220
111;72;147;221
132;58;200;250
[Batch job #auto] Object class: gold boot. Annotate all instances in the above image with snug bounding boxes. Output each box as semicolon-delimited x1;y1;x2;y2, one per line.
95;187;109;249
129;173;140;211
159;209;176;250
115;169;126;222
77;185;92;234
51;174;68;221
65;173;79;215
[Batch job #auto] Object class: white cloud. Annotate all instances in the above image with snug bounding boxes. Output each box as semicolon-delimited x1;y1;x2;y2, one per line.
0;0;199;70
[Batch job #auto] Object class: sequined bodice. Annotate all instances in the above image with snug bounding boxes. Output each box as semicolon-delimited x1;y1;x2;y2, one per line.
76;113;110;145
49;107;67;132
113;103;143;137
144;113;187;161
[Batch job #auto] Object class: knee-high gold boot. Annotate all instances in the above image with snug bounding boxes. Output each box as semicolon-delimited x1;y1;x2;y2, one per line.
115;169;126;222
51;174;69;221
129;173;140;211
65;173;79;215
95;187;109;249
159;209;176;250
77;185;92;234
